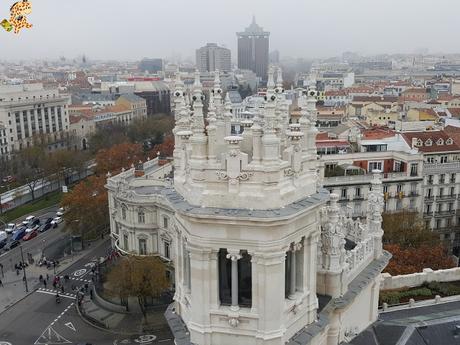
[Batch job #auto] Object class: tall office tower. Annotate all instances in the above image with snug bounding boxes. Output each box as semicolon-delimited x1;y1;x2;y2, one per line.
196;43;232;72
138;58;163;73
237;16;270;80
108;69;389;345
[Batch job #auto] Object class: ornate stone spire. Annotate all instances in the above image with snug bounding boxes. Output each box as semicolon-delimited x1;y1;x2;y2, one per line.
319;194;346;273
213;70;224;118
191;70;205;134
367;170;385;258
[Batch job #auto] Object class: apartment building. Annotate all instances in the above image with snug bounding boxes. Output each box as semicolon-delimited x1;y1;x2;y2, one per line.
401;130;460;255
0;84;70;154
322;150;424;218
0;122;7;157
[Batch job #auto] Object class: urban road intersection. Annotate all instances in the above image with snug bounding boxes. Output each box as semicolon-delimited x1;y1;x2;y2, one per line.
0;239;173;345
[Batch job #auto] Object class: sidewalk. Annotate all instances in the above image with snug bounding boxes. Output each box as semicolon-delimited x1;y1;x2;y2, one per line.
0;238;106;313
79;284;173;338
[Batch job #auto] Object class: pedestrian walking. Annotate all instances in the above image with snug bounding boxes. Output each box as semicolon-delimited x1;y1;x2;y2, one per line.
52;281;56;289
46;274;49;281
61;285;64;293
0;279;3;287
84;283;88;293
89;289;93;299
39;274;43;282
43;280;47;288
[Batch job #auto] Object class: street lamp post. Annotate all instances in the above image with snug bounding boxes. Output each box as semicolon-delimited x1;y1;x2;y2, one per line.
19;245;29;293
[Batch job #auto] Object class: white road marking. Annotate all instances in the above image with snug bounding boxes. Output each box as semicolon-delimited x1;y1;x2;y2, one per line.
64;321;76;332
34;326;71;344
36;288;76;299
0;342;13;345
72;268;86;277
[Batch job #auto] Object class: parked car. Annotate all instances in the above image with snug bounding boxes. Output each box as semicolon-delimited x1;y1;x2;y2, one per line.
0;231;7;244
31;218;40;226
23;230;38;241
22;215;36;226
0;239;7;249
51;217;63;225
4;223;16;234
12;227;26;241
39;223;52;233
56;207;65;217
26;224;39;233
4;240;20;251
45;217;53;224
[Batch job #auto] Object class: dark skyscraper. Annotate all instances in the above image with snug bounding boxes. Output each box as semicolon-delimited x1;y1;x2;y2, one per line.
237;16;270;80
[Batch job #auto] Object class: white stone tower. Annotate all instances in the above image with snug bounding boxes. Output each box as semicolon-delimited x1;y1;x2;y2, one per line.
107;68;389;345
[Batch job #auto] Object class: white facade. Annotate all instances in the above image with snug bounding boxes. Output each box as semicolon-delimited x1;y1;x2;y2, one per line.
107;68;389;345
0;84;70;153
196;43;232;73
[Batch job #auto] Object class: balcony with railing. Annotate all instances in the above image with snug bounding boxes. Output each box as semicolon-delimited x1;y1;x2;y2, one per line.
324;171;419;186
424;162;460;174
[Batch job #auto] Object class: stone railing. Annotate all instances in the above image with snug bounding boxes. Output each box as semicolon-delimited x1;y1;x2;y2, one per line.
345;236;374;283
424;161;460;174
380;267;460;291
324;171;415;186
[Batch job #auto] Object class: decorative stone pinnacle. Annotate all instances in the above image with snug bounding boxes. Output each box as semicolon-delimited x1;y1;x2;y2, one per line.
224;136;243;145
286;131;304;141
177;130;193;140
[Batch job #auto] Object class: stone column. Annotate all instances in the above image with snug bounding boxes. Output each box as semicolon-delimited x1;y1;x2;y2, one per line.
186;250;191;294
226;250;242;311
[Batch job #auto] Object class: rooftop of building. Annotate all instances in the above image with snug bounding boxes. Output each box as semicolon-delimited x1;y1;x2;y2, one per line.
401;130;460;153
361;127;396;140
117;93;146;103
352;95;399;103
348;299;460;345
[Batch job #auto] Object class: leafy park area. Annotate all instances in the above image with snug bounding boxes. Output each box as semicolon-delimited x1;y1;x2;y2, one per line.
1;190;62;223
380;281;460;305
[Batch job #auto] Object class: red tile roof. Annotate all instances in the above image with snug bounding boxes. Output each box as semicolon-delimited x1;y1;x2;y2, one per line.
352;95;398;103
448;108;460;118
401;130;460;153
361;127;395;140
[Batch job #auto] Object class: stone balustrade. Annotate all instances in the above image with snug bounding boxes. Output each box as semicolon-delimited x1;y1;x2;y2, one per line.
380;267;460;291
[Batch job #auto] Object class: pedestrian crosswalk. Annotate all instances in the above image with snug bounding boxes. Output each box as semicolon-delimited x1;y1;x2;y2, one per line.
37;288;76;299
68;276;91;283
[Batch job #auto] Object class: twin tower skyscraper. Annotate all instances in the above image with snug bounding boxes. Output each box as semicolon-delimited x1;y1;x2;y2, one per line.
197;16;270;80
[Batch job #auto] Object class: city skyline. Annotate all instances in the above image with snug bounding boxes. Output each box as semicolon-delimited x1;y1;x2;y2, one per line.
0;0;459;61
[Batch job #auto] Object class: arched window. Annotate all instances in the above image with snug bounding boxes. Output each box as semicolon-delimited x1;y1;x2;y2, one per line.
437;138;444;146
138;209;145;223
446;138;453;145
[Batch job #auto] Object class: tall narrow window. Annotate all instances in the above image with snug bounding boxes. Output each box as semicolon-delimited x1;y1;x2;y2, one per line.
121;206;127;220
138;210;145;223
218;249;252;308
163;217;168;228
139;238;147;255
164;241;170;259
123;234;129;250
218;249;232;305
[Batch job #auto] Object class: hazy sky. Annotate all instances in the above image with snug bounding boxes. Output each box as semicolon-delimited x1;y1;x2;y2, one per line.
0;0;458;61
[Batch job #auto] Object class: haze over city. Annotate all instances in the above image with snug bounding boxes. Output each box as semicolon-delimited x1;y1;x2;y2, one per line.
2;1;460;345
1;0;459;61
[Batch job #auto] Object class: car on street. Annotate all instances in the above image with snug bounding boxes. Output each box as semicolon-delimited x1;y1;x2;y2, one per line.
0;231;7;246
23;229;38;241
4;240;20;251
22;215;36;226
45;217;53;224
25;224;39;233
31;218;40;226
51;217;63;225
56;207;65;216
5;223;16;234
12;227;26;241
39;222;52;232
0;239;7;249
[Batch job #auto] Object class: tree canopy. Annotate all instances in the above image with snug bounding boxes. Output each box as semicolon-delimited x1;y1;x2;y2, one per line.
104;256;170;315
382;210;456;275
